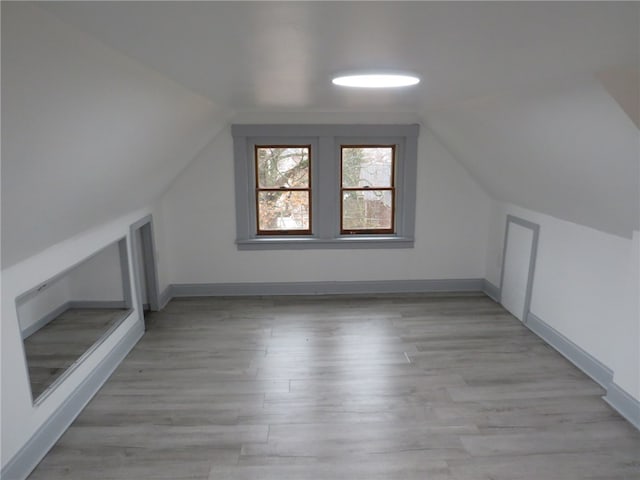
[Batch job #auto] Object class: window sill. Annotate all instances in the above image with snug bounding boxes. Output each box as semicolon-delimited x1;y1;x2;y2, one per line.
236;236;414;250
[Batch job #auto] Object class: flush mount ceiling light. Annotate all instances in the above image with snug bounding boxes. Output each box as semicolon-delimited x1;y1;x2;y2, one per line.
332;71;420;88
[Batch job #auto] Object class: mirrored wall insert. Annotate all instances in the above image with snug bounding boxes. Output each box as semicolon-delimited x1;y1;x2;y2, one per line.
16;238;133;404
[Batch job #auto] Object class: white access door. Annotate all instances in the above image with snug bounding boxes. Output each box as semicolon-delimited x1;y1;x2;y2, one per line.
501;219;538;322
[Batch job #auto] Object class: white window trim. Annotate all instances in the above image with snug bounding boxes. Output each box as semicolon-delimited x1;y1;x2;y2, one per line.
232;124;419;250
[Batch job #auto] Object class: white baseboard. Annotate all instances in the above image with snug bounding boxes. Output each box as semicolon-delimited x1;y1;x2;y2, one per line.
604;382;640;430
158;286;173;310
482;280;500;302
167;278;485;298
526;312;614;388
526;311;639;431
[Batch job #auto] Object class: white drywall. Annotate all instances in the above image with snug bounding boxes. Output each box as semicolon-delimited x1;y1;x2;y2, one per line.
67;240;125;303
1;209;150;470
427;76;639;238
597;67;640;130
157;117;492;285
1;4;228;269
16;277;71;334
501;222;534;322
486;203;640;401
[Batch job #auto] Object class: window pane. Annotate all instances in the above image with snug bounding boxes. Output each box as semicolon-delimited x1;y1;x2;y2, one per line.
258;190;310;231
257;147;309;188
342;190;393;230
342;147;393;188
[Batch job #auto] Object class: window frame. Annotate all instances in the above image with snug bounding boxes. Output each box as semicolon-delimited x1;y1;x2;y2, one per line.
340;144;396;235
232;124;419;250
254;144;312;236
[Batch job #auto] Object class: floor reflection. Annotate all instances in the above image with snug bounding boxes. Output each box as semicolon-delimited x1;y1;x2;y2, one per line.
24;308;129;400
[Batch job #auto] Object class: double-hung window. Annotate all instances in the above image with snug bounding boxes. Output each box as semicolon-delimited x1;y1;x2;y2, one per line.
232;124;419;249
341;145;395;234
255;145;311;235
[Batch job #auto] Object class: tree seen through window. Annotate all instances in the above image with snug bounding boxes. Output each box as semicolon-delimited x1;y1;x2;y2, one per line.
255;146;310;234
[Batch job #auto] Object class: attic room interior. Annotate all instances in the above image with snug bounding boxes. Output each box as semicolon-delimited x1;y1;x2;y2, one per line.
1;1;639;479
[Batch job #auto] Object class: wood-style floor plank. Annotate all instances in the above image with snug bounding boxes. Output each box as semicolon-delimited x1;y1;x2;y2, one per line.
27;294;640;479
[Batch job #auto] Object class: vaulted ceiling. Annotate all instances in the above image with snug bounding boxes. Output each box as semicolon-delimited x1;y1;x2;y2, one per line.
38;1;638;112
3;2;639;267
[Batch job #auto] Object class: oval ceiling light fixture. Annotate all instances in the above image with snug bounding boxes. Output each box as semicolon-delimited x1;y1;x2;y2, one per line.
332;71;420;88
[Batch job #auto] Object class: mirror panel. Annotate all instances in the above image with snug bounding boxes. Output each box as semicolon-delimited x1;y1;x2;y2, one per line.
16;238;133;403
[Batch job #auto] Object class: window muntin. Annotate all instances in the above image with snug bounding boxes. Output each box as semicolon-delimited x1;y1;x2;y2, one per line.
255;146;311;235
341;145;395;234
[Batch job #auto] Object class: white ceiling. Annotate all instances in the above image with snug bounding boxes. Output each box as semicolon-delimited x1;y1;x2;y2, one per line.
39;1;639;113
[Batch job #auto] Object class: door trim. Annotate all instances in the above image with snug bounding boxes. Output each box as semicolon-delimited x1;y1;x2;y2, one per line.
129;215;161;316
499;214;540;323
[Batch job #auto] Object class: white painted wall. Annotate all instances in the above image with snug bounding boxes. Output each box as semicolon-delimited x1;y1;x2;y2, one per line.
427;76;639;238
0;209;150;470
1;4;227;269
16;277;71;334
486;202;640;401
67;241;125;303
158;116;493;285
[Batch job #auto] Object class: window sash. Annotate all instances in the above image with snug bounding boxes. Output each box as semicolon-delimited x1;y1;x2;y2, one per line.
341;187;395;234
255;145;312;235
340;145;396;235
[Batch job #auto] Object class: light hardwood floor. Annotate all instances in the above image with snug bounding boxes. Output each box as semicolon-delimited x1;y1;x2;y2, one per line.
28;294;640;479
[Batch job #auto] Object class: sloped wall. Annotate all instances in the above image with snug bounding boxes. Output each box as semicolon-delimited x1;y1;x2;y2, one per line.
427;76;639;239
16;277;71;336
1;4;227;269
66;240;124;302
157;115;493;286
486;202;639;403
